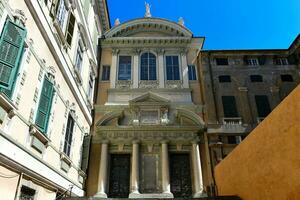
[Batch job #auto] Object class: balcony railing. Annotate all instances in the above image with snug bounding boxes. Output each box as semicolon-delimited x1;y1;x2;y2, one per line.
222;117;242;125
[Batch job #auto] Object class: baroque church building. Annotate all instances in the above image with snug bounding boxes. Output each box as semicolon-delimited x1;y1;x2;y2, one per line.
86;8;209;199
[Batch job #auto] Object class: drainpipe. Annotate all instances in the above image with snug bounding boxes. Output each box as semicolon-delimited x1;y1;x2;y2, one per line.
14;172;23;200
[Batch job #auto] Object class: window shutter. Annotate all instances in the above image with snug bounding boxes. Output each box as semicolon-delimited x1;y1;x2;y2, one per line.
35;77;54;134
66;12;75;46
81;134;91;172
0;20;26;91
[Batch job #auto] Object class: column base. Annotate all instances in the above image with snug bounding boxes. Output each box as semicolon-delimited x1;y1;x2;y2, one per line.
94;192;107;198
193;191;207;198
129;190;140;198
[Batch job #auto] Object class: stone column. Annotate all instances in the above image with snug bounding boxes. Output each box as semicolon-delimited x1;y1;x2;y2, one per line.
191;140;206;198
158;50;165;88
238;87;253;124
130;140;140;195
110;49;118;88
133;52;139;88
94;140;109;198
161;141;172;196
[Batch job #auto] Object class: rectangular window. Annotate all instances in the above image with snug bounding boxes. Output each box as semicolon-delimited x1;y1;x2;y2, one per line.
227;136;237;144
64;114;74;157
20;186;35;200
250;75;263;82
246;58;259;66
35;76;54;134
118;56;131;80
0;19;26;96
281;74;293;82
222;96;238;117
255;95;271;118
188;65;197;80
275;58;289;65
101;65;110;81
65;12;75;47
75;43;83;73
166;56;180;80
219;75;231;83
56;0;67;29
216;58;228;65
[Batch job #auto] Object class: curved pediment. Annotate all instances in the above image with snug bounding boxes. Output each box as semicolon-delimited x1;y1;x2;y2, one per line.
105;17;193;38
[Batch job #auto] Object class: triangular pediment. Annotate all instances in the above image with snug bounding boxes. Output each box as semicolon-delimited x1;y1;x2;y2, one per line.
129;92;170;105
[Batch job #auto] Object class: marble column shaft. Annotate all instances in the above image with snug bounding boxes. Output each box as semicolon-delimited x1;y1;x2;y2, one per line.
191;141;205;198
161;141;171;194
95;141;109;198
130;140;140;193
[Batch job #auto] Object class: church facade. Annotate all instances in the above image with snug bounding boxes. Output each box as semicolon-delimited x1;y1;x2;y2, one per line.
86;11;209;198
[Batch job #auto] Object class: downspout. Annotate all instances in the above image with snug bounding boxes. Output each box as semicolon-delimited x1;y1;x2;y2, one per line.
14;172;23;200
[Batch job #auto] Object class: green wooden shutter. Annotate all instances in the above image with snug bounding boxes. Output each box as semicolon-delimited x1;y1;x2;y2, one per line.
35;77;54;134
81;134;91;172
0;19;26;92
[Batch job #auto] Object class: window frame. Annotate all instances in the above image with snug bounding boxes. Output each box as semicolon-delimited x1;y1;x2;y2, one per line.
275;57;289;65
280;74;293;82
216;58;229;66
101;65;110;81
221;96;239;118
65;11;75;47
218;75;231;83
246;58;259;66
254;95;271;118
165;55;180;81
117;55;132;81
140;52;157;81
250;75;263;82
188;65;197;81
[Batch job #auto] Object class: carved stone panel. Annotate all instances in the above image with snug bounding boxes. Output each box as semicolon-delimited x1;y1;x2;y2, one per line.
140;154;159;193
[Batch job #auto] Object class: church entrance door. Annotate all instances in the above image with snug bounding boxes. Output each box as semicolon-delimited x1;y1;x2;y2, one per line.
170;153;193;197
108;154;130;198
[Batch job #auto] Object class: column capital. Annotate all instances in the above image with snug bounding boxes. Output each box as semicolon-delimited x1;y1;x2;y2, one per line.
191;139;200;144
112;48;119;55
161;140;169;144
101;140;109;144
132;140;140;144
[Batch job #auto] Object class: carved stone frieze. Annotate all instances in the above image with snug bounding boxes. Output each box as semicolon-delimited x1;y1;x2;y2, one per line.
165;80;183;89
115;80;133;89
97;130;198;142
139;80;159;89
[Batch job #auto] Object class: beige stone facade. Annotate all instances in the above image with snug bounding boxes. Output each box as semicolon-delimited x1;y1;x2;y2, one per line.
0;0;109;199
87;16;208;198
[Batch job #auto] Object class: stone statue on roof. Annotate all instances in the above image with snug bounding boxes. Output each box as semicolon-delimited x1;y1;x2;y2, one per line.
145;2;152;18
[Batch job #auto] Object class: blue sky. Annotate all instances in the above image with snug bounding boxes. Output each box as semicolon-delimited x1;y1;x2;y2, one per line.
107;0;300;50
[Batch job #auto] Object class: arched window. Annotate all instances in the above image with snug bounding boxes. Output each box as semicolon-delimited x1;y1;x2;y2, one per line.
140;52;156;80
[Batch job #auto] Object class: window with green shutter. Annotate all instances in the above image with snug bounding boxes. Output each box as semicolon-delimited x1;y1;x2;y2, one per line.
0;19;26;97
35;76;54;134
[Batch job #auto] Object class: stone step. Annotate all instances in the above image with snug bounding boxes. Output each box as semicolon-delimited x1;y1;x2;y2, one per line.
63;196;242;200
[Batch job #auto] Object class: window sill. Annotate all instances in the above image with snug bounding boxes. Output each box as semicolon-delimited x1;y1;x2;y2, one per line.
78;169;86;184
60;152;72;173
29;124;50;153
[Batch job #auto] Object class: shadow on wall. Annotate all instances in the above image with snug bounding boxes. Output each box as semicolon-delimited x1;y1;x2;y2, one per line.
214;84;300;200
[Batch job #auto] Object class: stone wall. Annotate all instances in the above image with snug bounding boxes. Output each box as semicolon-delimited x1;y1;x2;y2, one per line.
214;85;300;200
